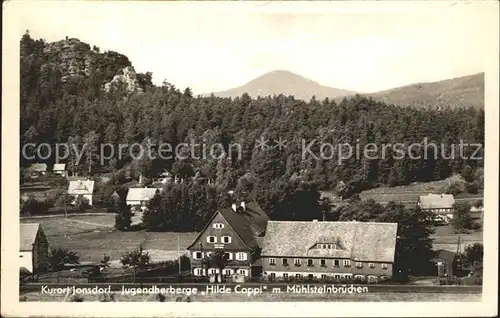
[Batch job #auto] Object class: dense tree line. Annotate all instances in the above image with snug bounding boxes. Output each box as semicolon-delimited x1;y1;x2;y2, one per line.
20;33;484;199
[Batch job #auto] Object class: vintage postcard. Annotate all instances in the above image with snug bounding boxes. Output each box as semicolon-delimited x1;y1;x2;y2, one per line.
2;0;498;317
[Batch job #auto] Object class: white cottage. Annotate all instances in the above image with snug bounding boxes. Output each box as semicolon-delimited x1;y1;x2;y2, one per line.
126;187;162;209
68;179;95;206
53;163;66;176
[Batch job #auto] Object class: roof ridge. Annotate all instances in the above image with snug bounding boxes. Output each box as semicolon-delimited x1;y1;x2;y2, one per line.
268;220;397;225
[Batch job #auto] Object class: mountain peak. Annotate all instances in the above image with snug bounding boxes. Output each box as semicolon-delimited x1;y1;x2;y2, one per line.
211;70;355;100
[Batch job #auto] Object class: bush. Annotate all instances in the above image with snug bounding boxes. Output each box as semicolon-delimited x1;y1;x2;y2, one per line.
48;247;80;272
68;294;84;302
465;182;480;194
98;293;115;302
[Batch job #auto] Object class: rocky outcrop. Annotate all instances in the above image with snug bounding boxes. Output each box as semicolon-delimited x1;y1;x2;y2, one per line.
44;38;98;82
104;66;143;93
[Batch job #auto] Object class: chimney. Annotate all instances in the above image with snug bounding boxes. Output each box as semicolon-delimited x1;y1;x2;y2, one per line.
240;201;246;211
231;203;237;212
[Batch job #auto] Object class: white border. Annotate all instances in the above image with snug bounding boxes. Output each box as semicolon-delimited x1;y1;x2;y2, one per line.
2;1;498;317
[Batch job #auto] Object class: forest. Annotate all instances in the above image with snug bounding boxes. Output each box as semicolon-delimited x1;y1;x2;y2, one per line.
21;31;484;224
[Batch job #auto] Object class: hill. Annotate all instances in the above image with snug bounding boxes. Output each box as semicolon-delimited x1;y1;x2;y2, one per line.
365;73;484;109
209;70;356;100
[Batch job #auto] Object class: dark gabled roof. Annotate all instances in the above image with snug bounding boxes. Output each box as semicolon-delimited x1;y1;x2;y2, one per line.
431;249;456;262
187;202;268;251
238;201;269;236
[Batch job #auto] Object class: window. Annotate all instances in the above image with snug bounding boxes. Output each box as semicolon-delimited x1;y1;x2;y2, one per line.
222;236;232;244
269;258;276;265
223;269;233;276
236;252;247;261
355;262;363;268
334;259;340;267
206;236;216;243
206;252;212;257
295;274;302;279
321;274;327;280
283;273;289;279
294;258;301;266
343;260;351;267
238;269;248;276
194;268;203;276
381;263;388;269
320;259;326;267
208;268;216;275
270;273;276;280
328;244;333;249
368;263;375;269
282;259;288;266
317;244;323;249
224;252;233;260
193;251;203;260
307;259;314;267
308;274;314;280
213;223;224;229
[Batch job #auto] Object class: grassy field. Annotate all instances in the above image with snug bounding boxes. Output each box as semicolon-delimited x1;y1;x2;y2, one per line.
21;214;198;263
432;224;482;252
20;291;481;302
359;177;483;203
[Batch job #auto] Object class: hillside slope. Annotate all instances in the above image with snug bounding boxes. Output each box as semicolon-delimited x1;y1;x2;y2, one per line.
366;73;484;109
210;70;356;100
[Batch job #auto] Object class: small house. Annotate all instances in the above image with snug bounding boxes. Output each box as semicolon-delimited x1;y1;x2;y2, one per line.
53;163;66;177
260;220;398;283
20;223;49;274
417;194;455;222
431;249;456;277
27;163;47;177
187;201;269;280
126;187;162;209
68;179;95;206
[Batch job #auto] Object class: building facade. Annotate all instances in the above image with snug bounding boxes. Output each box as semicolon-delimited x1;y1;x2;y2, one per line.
261;221;398;283
187;201;269;280
68;179;95;206
20;223;49;274
417;194;455;222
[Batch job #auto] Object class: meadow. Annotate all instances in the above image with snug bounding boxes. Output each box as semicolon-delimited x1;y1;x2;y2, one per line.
21;214;198;264
21;209;482;266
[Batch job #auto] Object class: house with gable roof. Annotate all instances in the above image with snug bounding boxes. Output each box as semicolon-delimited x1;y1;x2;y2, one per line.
126;187;162;210
260;220;398;283
20;223;49;274
186;201;269;279
68;179;95;206
52;163;66;176
417;193;455;222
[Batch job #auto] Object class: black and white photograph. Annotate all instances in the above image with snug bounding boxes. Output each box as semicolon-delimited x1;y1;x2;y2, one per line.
2;1;498;317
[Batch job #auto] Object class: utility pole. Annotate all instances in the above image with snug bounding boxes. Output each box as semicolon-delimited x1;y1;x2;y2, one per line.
199;242;204;278
177;235;181;275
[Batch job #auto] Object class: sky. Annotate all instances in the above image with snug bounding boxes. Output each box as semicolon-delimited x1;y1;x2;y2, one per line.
10;1;497;94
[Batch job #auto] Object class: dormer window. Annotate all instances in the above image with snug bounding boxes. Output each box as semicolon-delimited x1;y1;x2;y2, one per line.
316;243;338;249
